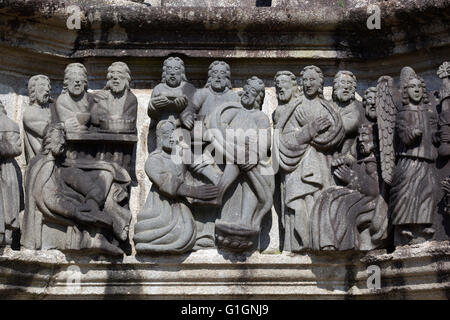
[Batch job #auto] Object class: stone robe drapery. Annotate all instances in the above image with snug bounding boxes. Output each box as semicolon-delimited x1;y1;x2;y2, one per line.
133;150;197;254
274;97;345;251
0;114;22;237
390;103;439;226
21;154;131;251
207;103;275;235
310;157;388;251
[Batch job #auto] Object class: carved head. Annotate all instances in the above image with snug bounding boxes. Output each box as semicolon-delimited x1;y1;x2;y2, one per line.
206;61;232;93
41;123;66;157
274;71;299;104
358;124;374;156
162;57;187;88
332;70;357;104
363;87;378;121
241;76;265;110
156;120;176;153
400;66;417;90
402;75;429;106
28;75;51;106
63;63;88;97
300;66;324;99
105;62;131;94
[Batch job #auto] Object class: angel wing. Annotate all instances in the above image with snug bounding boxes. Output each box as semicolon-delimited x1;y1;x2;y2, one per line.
376;76;398;185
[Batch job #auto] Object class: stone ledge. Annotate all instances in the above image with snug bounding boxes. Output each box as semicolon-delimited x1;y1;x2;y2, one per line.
0;241;448;299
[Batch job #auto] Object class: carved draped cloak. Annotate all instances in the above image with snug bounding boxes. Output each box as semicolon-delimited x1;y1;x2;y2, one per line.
133;150;196;254
390;103;439;225
0;114;21;235
273;97;345;250
310;156;388;251
21;154;131;251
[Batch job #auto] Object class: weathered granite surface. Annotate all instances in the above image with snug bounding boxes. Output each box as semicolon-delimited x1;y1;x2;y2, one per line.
0;241;448;299
0;0;449;299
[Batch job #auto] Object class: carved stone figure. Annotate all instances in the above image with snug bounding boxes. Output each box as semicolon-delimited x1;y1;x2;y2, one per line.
437;61;450;156
0;102;21;246
21;123;132;255
310;124;388;251
148;57;196;129
331;71;363;162
23;75;54;163
378;75;439;246
273;67;345;252
362;87;378;124
182;60;238;249
55;63;94;132
91;62;137;133
203;76;274;251
133;120;218;254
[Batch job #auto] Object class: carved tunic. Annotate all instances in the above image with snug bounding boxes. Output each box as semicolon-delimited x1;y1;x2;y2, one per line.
0;114;21;237
133;150;197;254
390;103;439;225
274;97;345;250
22;104;52;163
192;87;239;117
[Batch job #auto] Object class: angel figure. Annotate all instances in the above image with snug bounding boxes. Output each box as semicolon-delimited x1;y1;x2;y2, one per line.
377;74;439;246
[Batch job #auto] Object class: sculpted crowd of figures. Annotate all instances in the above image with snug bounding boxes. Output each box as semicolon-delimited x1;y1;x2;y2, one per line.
0;57;449;256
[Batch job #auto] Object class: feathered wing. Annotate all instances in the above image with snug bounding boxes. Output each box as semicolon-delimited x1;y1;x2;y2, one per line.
376;76;397;185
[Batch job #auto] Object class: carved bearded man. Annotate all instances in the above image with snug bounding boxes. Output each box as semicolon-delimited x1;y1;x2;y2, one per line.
363;87;378;124
90;62;138;131
148;57;196;128
0;102;22;245
274;67;345;251
23;75;54;163
55;63;94;132
331;71;363;162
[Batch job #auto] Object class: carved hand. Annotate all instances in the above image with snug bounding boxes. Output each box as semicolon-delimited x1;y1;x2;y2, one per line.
181;111;194;130
310;116;332;137
441;178;450;194
333;165;354;185
177;183;219;200
152;96;172;109
93;90;108;101
174;95;188;109
238;162;257;172
332;156;354;168
65;117;82;131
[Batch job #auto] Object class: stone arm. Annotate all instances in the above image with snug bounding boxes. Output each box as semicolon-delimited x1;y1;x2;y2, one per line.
396;115;421;146
334;162;379;198
148;85;164;121
60;167;106;206
0;131;21;159
340;103;362;135
145;156;184;199
42;180;79;221
23;111;49;141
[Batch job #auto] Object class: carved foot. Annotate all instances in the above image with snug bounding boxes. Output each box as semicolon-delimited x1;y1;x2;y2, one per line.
215;221;258;252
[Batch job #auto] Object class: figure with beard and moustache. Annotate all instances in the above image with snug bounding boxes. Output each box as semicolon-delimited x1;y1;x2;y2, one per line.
310;124;388;251
133;120;219;254
55;63;95;132
273;67;345;252
362;87;378;124
202;76;274;251
330;71;364;166
23;75;56;163
148;57;196;129
90;62;137;132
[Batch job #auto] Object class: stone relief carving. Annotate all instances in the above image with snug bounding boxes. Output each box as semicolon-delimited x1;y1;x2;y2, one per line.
273;67;345;252
378;75;439;246
1;57;447;256
21;123;131;255
23;75;54;164
0;101;22;246
207;76;274;252
133;120;218;254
